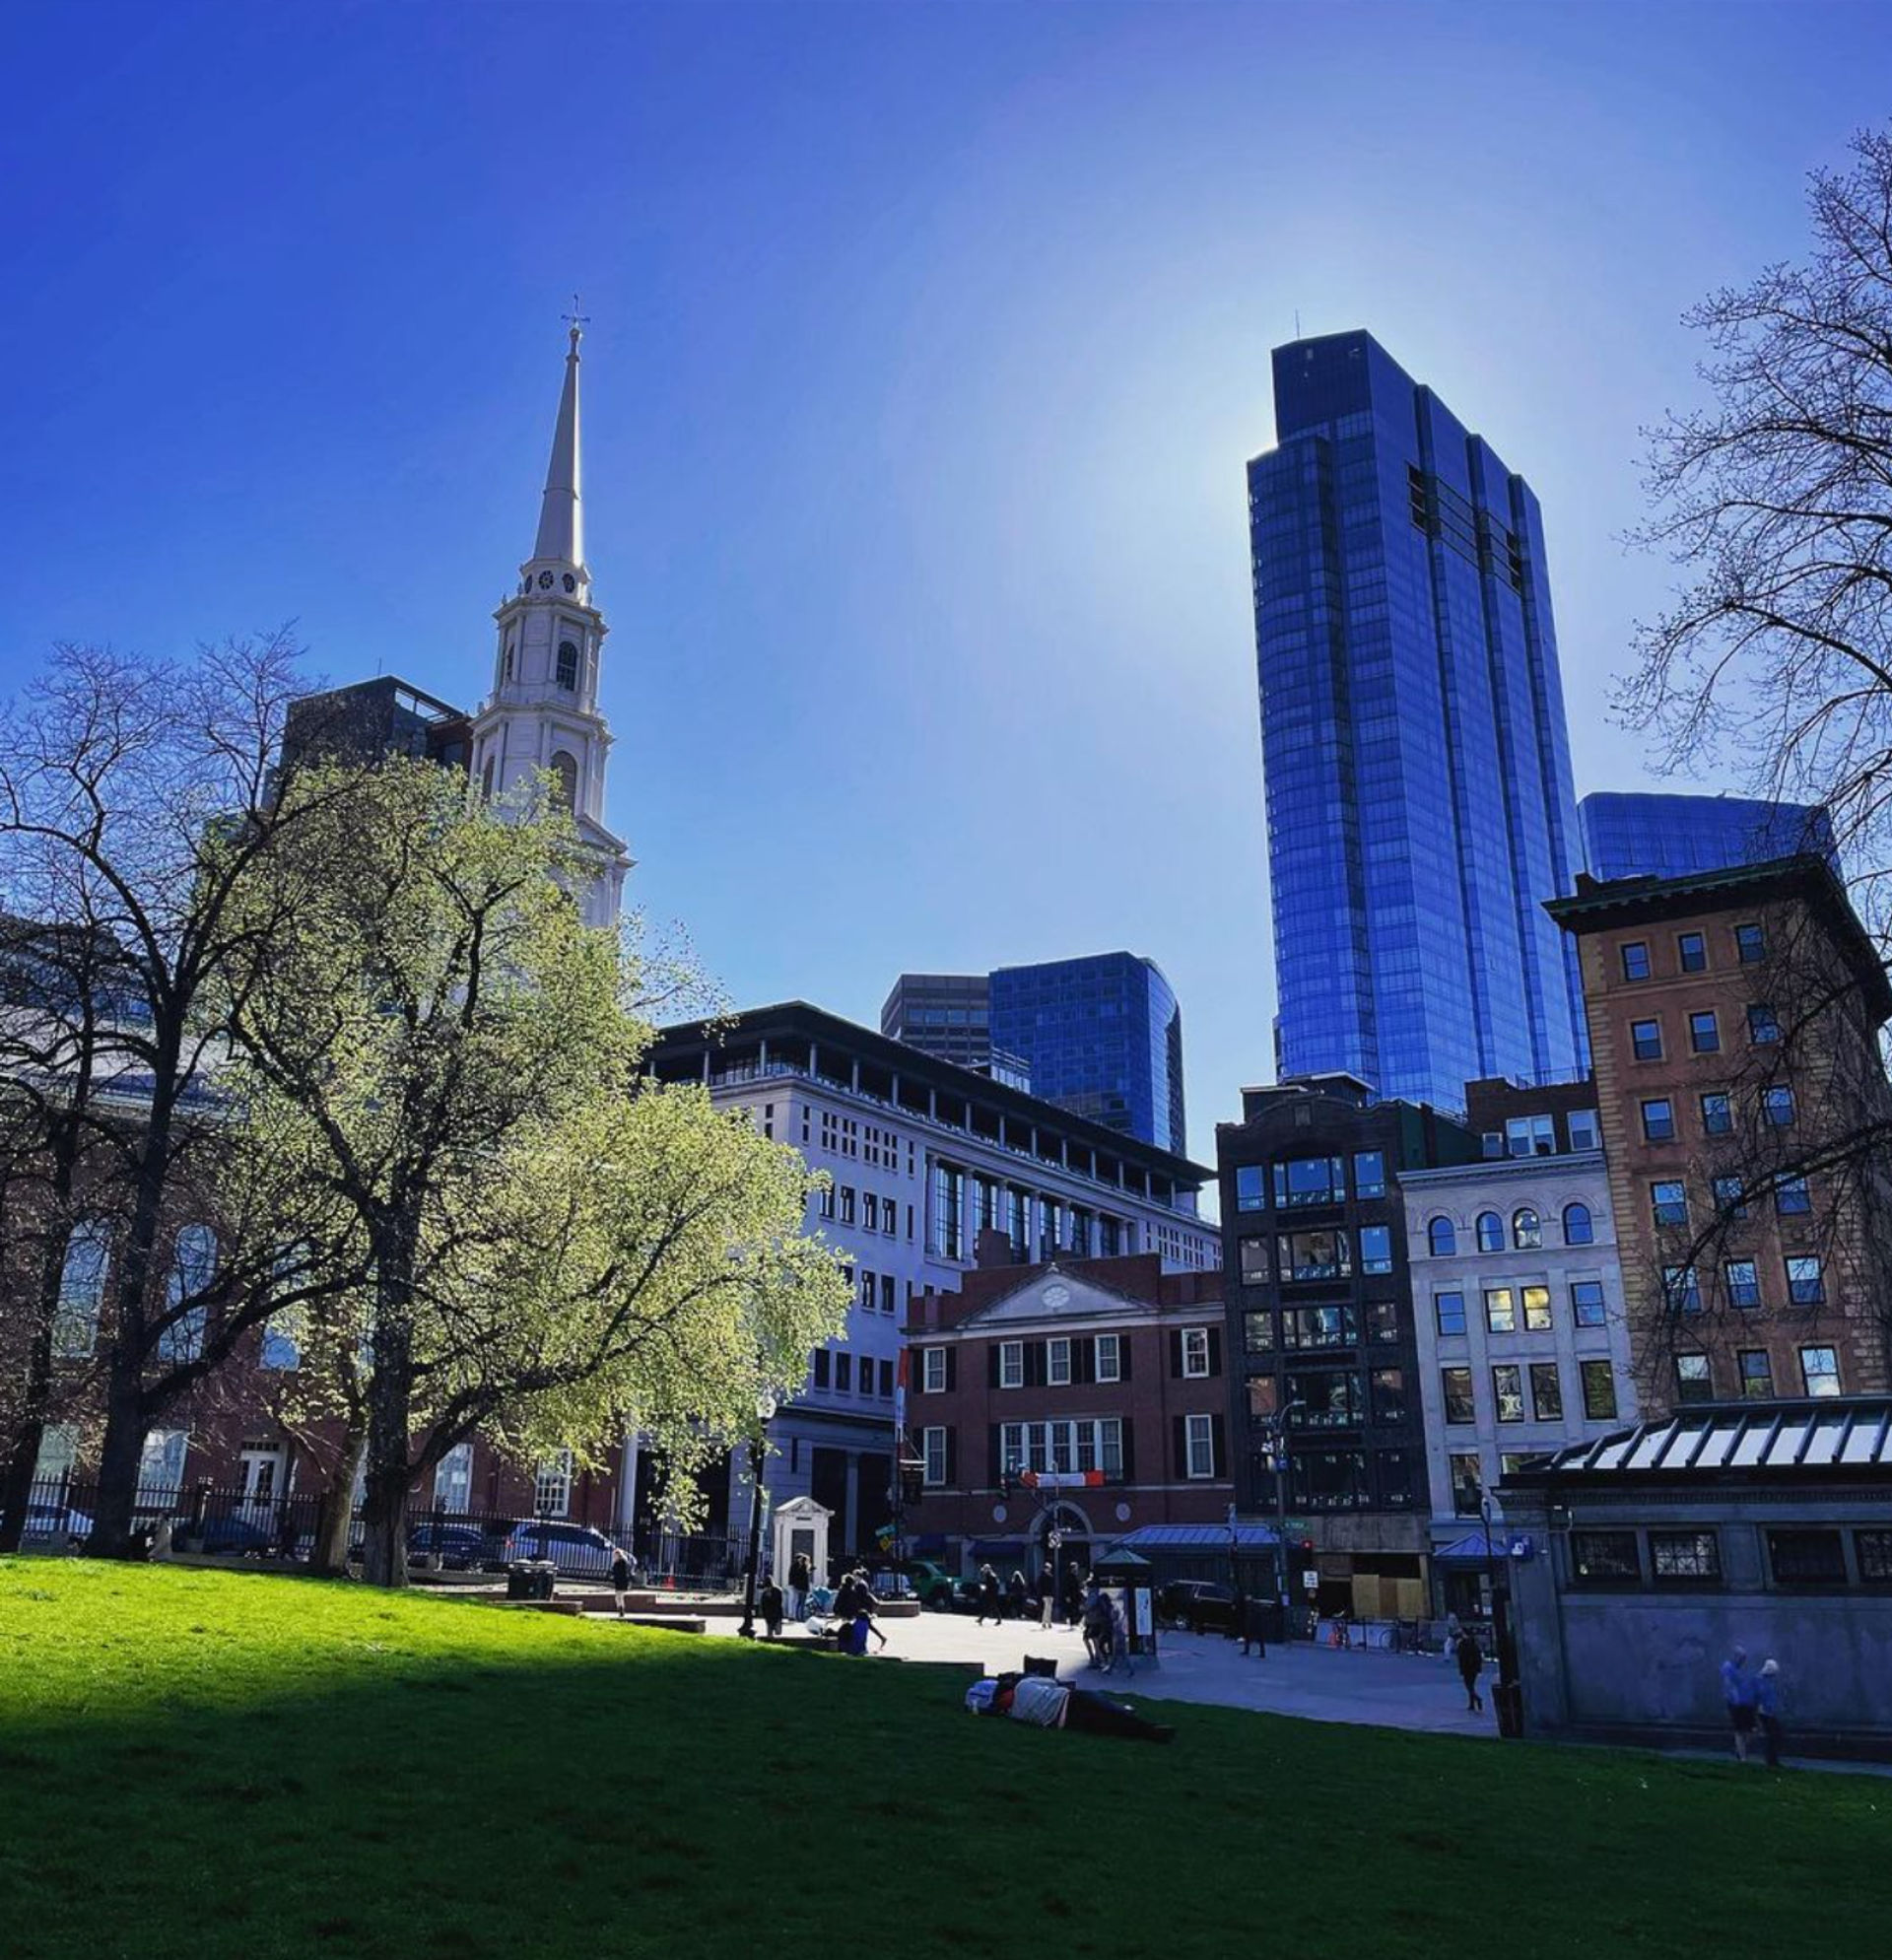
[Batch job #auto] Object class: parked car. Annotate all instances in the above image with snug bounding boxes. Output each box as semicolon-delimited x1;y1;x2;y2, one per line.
194;1511;279;1556
405;1521;492;1571
499;1520;629;1580
898;1559;960;1610
1158;1579;1240;1635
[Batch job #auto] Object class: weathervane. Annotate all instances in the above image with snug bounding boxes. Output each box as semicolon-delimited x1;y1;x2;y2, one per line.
564;293;589;345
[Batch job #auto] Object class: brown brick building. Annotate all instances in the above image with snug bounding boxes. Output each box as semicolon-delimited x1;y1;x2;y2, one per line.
1547;856;1892;1414
903;1242;1229;1577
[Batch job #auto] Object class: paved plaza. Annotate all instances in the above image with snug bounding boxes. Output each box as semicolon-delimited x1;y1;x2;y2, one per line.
704;1607;1496;1738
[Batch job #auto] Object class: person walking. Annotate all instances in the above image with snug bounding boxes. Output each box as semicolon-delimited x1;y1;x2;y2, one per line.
759;1576;784;1640
1443;1611;1464;1665
1454;1625;1485;1713
1240;1591;1268;1658
1006;1569;1029;1624
1081;1582;1111;1667
1755;1657;1784;1769
1720;1646;1756;1763
976;1563;1001;1627
1061;1564;1084;1628
787;1550;810;1623
1108;1589;1135;1677
610;1549;633;1619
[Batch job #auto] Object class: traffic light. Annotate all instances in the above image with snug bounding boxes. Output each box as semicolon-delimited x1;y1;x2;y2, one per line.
898;1457;926;1505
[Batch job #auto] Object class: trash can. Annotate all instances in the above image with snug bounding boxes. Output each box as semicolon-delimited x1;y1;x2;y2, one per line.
530;1560;557;1601
1495;1679;1524;1739
507;1560;533;1600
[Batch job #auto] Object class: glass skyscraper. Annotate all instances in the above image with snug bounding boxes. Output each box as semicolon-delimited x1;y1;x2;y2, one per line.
1248;331;1588;1115
988;953;1186;1156
1578;791;1837;883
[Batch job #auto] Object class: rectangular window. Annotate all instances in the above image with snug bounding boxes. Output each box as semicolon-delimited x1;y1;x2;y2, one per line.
1786;1255;1825;1307
1677;931;1708;973
1288;1370;1364;1429
1651;1529;1721;1582
1735;921;1766;964
922;1427;947;1486
260;1316;301;1371
1674;1354;1712;1404
1238;1236;1270;1284
922;1347;946;1393
1371;1367;1408;1422
1000;1422;1024;1478
1570;1280;1606;1327
1352;1150;1386;1198
1442;1367;1475;1424
1449;1453;1483;1516
1276;1229;1351;1282
1712;1175;1750;1218
1528;1362;1563;1421
1571;1529;1641;1584
1047;1336;1072;1386
1366;1300;1398;1344
1699;1092;1732;1136
1641;1098;1675;1143
1799;1345;1841;1396
1182;1327;1211;1378
1282;1305;1357;1348
1581;1360;1617;1420
1630;1018;1662;1061
1738;1348;1775;1398
840;1186;856;1226
835;1353;852;1392
1434;1290;1467;1337
534;1449;574;1520
1768;1528;1848;1588
1099;1417;1124;1479
1358;1224;1392;1275
1748;1003;1781;1044
433;1442;473;1513
930;1164;965;1259
1235;1165;1266;1212
1774;1174;1812;1216
862;1193;878;1232
1568;1109;1600;1152
1763;1086;1795;1128
812;1350;830;1389
998;1340;1023;1389
1273;1156;1346;1207
53;1225;109;1359
1484;1288;1516;1333
1095;1333;1121;1382
880;1274;897;1315
1242;1311;1273;1354
137;1429;189;1505
1857;1530;1892;1583
1506;1114;1557;1158
1663;1265;1702;1315
1688;1010;1720;1054
1620;940;1651;981
1184;1414;1216;1480
1652;1180;1688;1228
1491;1364;1524;1423
1724;1259;1761;1310
819;1183;836;1220
1521;1285;1552;1331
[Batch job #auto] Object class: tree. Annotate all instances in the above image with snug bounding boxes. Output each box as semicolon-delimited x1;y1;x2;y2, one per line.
0;638;372;1555
219;758;847;1588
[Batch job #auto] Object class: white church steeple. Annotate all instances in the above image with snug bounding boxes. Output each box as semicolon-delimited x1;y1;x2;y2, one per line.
471;312;631;927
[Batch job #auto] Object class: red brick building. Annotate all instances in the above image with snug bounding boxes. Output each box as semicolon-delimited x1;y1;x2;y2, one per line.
903;1240;1231;1578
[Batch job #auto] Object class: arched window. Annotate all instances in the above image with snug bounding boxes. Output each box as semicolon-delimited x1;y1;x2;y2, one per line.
1427;1216;1456;1257
480;758;496;801
550;751;578;811
1512;1207;1542;1250
1563;1201;1594;1247
53;1222;110;1358
157;1225;217;1365
1475;1211;1504;1254
556;640;579;691
502;640;515;684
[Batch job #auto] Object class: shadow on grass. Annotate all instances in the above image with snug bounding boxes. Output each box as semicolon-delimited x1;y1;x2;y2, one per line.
1;1561;1885;1959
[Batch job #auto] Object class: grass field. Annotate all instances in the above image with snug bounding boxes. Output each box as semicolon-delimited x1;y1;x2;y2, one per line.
2;1560;1885;1959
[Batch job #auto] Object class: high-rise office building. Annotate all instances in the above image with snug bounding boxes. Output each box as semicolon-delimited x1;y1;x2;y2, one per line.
879;974;995;1071
1578;791;1838;883
1248;331;1588;1115
989;953;1186;1156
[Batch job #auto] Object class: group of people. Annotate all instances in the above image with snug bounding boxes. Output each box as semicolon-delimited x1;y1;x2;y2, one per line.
1721;1647;1786;1767
972;1564;1036;1625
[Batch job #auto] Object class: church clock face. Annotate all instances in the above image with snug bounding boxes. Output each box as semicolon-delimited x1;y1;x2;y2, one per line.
538;570;555;589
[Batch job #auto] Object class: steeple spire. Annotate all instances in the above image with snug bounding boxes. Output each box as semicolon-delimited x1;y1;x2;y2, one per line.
531;304;586;573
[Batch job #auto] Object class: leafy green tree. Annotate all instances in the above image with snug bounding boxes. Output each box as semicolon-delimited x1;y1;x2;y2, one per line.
222;759;846;1588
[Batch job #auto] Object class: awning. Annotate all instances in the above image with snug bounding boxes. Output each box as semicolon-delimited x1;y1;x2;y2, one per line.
1101;1522;1281;1553
1434;1529;1507;1568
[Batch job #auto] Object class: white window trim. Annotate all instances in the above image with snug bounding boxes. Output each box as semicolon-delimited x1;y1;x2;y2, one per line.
922;1427;947;1487
999;1340;1024;1389
533;1448;574;1519
1182;1326;1210;1380
922;1347;946;1393
1047;1336;1071;1386
1185;1413;1215;1480
1095;1333;1121;1384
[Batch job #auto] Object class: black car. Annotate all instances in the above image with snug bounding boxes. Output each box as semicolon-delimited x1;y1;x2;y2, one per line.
1158;1579;1240;1635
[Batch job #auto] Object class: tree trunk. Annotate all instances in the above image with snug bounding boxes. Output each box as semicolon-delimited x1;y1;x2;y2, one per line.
89;1369;151;1559
0;1234;67;1555
359;1239;416;1589
310;1418;367;1577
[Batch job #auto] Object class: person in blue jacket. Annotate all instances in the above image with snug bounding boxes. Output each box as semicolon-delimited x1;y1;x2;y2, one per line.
1719;1645;1757;1763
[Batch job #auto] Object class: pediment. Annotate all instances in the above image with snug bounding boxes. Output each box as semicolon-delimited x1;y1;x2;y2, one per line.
957;1266;1152;1328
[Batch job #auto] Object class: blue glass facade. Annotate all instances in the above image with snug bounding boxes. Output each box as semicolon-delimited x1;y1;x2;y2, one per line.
1578;792;1837;882
1248;332;1587;1115
988;953;1186;1155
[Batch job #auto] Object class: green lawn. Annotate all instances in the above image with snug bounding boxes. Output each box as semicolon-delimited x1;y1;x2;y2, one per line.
1;1562;1884;1959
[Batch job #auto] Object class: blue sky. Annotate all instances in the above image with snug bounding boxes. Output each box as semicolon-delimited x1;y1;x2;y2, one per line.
2;0;1887;1165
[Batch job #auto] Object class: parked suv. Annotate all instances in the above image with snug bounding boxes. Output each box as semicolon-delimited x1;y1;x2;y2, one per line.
1157;1579;1240;1635
499;1521;629;1580
898;1559;960;1610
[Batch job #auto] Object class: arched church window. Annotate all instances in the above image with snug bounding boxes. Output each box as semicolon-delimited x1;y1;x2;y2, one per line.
481;759;496;801
551;751;578;811
556;640;579;691
502;640;514;683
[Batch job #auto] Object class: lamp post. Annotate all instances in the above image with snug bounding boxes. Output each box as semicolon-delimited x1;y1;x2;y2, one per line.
736;1387;778;1641
1476;1474;1517;1730
1259;1399;1306;1640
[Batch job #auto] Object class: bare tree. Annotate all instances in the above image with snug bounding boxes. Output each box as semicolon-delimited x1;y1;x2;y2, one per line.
0;637;369;1555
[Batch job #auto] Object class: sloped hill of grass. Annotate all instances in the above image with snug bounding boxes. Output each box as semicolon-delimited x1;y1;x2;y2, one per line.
1;1559;1883;1958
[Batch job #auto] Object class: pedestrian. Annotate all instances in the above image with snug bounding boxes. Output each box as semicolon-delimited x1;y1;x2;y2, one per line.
1081;1582;1111;1667
1108;1589;1135;1677
1720;1645;1756;1764
1756;1658;1784;1769
1443;1611;1463;1664
787;1550;810;1623
1240;1591;1268;1658
1061;1565;1083;1628
976;1563;1001;1626
759;1576;785;1639
1454;1626;1485;1713
1007;1569;1029;1623
610;1549;633;1619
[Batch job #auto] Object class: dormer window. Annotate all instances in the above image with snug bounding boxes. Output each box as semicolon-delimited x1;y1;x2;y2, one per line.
556;640;579;691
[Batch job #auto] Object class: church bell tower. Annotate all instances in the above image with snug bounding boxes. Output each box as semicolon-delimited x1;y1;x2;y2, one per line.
470;316;631;927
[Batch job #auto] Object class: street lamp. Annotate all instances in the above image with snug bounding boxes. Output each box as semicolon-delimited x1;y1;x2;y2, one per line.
736;1386;779;1641
1258;1399;1306;1640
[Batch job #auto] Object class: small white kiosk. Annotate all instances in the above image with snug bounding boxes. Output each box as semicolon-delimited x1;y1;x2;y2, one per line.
770;1495;833;1588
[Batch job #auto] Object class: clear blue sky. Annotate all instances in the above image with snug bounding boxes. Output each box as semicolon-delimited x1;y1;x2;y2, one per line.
2;1;1887;1166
